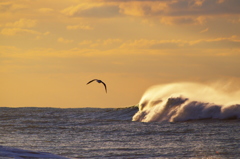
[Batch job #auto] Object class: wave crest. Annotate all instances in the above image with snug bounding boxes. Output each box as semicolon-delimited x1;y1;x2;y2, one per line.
133;83;240;122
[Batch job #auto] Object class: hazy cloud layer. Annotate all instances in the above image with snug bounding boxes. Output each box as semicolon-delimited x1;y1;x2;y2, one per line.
66;0;240;16
1;0;240;107
61;0;240;25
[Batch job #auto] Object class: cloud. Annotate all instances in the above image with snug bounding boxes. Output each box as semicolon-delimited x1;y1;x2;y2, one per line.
1;28;41;36
190;35;239;43
5;19;37;28
119;1;168;17
230;17;240;24
66;24;93;30
79;40;93;45
75;36;240;51
160;16;207;25
96;0;240;24
200;28;209;33
62;3;120;18
0;45;21;55
0;2;27;12
57;37;74;44
1;36;240;64
36;32;50;40
59;0;240;26
217;0;225;3
38;8;54;13
189;36;240;49
120;39;187;49
0;2;11;12
105;0;240;17
167;0;240;16
79;39;123;49
1;18;40;36
119;36;240;50
102;38;122;45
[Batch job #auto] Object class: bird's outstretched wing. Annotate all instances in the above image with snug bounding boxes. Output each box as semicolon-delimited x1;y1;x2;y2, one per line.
86;79;97;85
86;79;107;93
101;81;107;93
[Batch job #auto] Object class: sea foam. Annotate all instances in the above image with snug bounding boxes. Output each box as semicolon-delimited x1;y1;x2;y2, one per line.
133;82;240;122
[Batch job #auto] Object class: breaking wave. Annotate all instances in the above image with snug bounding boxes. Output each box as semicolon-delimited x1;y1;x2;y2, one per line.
133;82;240;122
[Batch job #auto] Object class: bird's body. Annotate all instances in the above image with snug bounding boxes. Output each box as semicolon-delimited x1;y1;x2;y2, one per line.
86;79;107;93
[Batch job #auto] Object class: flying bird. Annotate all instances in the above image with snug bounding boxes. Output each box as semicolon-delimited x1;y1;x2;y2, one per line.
86;79;107;93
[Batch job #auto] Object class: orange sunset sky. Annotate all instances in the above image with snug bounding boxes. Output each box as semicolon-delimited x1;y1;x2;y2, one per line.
1;0;240;108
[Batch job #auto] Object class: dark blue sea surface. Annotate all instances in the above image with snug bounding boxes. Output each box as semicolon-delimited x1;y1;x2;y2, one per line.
1;107;240;159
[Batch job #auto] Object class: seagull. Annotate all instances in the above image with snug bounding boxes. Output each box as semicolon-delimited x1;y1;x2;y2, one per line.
86;79;107;93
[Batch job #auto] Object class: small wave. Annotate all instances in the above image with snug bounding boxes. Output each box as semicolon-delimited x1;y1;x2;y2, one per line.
93;106;139;121
133;82;240;122
0;145;69;159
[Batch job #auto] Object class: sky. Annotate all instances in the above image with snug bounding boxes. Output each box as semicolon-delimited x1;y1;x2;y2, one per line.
1;0;240;108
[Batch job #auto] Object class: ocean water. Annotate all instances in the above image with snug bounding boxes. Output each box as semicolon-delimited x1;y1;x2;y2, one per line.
1;83;240;158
